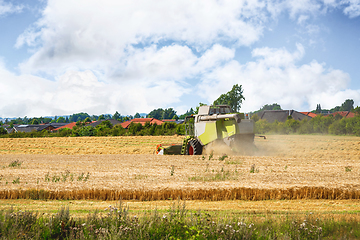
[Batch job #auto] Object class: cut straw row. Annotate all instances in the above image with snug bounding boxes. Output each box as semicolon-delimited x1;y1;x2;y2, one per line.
0;187;359;201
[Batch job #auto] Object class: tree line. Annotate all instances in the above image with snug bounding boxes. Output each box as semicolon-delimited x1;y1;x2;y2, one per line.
0;120;185;138
254;109;360;136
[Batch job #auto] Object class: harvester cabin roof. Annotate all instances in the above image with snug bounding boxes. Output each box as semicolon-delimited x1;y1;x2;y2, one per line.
198;105;232;116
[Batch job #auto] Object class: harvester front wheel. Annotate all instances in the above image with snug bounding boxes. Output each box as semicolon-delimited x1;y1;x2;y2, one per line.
186;138;202;155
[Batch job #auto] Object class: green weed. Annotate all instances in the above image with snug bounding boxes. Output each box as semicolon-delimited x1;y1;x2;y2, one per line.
12;177;20;184
345;166;352;172
8;160;22;168
250;164;259;173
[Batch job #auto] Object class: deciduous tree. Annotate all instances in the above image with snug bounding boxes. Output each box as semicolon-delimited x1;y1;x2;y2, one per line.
213;84;244;112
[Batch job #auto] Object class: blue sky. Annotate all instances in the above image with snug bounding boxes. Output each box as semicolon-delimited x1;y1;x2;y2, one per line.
0;0;360;118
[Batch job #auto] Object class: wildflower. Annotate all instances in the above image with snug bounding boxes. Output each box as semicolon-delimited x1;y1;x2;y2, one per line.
162;215;167;219
82;223;86;226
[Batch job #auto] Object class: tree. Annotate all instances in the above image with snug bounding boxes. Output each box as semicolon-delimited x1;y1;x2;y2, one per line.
340;99;354;111
69;113;90;122
113;111;121;120
179;108;195;119
84;117;92;123
354;106;360;115
254;103;282;113
148;108;164;119
56;117;66;123
134;113;141;118
31;119;39;125
98;115;105;121
0;127;7;135
162;108;177;119
213;84;244;112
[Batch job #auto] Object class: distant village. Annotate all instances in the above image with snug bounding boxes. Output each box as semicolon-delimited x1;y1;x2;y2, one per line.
0;108;355;135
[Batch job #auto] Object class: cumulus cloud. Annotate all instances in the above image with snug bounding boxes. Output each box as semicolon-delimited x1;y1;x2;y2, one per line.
15;0;269;76
341;0;360;18
0;0;22;16
197;44;360;112
2;0;360;117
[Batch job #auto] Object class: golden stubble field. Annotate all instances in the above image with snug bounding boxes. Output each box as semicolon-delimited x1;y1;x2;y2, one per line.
0;135;359;197
1;134;360;216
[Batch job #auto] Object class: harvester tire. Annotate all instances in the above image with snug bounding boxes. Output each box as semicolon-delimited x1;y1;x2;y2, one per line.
186;138;203;155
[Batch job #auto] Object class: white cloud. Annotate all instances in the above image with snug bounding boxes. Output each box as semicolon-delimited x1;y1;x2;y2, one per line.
196;44;360;112
16;0;269;76
297;14;310;24
0;0;22;16
341;0;360;18
3;0;360;118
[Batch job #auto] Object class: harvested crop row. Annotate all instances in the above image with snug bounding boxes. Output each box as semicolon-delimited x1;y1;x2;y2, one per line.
1;187;360;201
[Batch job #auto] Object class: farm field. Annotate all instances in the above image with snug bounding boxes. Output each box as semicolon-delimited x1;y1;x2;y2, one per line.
0;135;360;201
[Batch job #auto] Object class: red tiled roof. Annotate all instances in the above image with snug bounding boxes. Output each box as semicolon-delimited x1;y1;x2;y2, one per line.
120;118;164;129
300;112;317;118
327;111;355;118
54;122;77;130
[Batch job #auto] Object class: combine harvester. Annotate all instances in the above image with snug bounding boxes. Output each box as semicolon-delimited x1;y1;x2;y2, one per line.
156;105;255;155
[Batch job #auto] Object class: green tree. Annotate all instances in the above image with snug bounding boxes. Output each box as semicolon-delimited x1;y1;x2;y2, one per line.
162;108;177;119
31;119;39;125
213;84;244;112
148;108;164;119
340;99;354;111
56;117;66;123
23;116;29;124
98;115;105;121
113;111;121;120
179;108;195;119
134;113;141;118
256;103;282;112
79;126;96;136
0;127;7;135
84;117;92;123
251;114;260;122
69;113;90;122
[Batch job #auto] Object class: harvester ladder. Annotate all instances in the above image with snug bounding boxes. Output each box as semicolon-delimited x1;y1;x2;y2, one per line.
181;136;193;155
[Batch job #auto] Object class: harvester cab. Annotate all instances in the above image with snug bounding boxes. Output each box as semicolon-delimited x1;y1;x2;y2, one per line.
156;105;255;155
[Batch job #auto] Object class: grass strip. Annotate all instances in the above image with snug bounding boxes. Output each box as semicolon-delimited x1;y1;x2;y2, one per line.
1;200;359;239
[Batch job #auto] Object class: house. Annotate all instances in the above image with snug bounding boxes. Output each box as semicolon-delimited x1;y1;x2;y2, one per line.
12;123;68;133
300;112;318;118
257;110;312;123
86;119;122;127
121;118;164;129
326;111;355;118
53;122;78;131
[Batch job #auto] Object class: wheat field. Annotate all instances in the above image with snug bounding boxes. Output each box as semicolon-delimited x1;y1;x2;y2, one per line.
0;135;360;200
